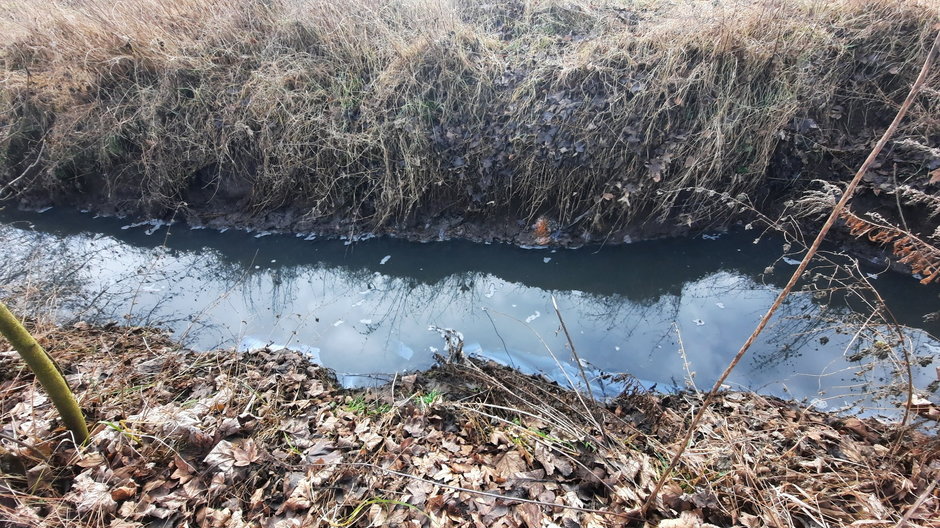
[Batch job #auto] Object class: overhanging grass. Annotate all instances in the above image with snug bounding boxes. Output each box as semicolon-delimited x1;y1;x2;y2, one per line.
1;0;938;238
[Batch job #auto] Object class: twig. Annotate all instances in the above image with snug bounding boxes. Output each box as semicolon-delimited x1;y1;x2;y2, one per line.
551;295;609;445
674;322;699;393
483;307;605;438
895;476;938;528
850;264;916;433
640;29;940;517
0;141;45;199
0;431;50;462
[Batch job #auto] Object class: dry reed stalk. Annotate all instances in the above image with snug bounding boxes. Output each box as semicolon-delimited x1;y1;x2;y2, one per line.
640;28;940;517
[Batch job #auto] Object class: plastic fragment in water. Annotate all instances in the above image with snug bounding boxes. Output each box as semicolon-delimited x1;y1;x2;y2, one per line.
333;320;344;327
693;318;705;326
543;257;552;263
715;302;726;309
525;311;541;323
380;255;391;265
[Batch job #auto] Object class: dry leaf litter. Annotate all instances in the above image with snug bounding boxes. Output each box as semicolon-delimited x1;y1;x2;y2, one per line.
1;323;938;527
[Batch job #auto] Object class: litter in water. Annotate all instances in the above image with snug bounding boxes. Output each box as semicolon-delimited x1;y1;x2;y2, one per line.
525;311;541;323
380;255;391;265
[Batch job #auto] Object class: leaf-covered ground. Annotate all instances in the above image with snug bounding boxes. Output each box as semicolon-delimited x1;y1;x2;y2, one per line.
1;323;938;527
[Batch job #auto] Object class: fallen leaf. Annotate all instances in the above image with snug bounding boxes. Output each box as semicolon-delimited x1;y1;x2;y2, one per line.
111;480;138;501
232;439;260;467
659;510;703;528
494;450;526;480
68;471;118;515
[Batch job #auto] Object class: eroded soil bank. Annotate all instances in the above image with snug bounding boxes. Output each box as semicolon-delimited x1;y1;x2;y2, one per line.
1;323;938;527
2;0;940;250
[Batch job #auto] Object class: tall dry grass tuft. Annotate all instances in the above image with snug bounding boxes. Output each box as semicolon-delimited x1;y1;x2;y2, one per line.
1;0;938;236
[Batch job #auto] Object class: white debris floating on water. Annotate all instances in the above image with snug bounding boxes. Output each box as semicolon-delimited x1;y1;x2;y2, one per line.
359;319;372;325
525;311;541;323
543;257;552;263
484;283;496;298
121;219;170;235
333;320;345;327
782;257;801;265
693;318;706;326
380;255;391;265
715;302;726;309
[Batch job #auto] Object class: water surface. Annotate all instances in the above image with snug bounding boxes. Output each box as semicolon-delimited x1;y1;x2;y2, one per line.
1;206;937;418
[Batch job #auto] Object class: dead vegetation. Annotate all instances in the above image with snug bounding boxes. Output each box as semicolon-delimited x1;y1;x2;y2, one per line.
1;323;938;527
0;0;938;244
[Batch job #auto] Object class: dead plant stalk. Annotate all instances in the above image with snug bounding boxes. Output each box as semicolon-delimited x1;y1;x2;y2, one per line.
640;28;940;517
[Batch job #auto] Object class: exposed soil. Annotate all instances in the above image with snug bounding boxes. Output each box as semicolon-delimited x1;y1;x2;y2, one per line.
1;323;938;527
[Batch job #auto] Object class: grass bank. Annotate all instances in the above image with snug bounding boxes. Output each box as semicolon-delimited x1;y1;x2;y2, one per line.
1;0;939;245
1;323;938;526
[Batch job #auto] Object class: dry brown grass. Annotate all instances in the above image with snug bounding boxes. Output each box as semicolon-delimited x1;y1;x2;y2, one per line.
1;0;938;237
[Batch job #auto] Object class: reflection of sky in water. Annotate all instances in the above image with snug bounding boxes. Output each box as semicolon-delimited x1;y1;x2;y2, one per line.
1;207;938;417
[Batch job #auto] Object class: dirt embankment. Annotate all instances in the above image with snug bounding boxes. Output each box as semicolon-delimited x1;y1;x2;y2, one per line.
1;323;938;527
1;0;939;250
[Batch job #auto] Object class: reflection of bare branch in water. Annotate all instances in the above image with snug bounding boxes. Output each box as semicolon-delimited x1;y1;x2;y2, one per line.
0;225;113;321
2;205;937;421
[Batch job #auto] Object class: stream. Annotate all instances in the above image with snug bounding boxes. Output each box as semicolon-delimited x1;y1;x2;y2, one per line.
1;206;938;418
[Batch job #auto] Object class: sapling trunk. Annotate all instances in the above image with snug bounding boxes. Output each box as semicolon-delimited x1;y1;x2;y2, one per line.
0;302;89;444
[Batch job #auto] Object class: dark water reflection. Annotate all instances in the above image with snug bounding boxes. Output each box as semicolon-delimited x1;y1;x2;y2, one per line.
1;206;937;418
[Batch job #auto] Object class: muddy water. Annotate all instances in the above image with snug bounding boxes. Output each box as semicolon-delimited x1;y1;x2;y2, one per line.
2;206;938;417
